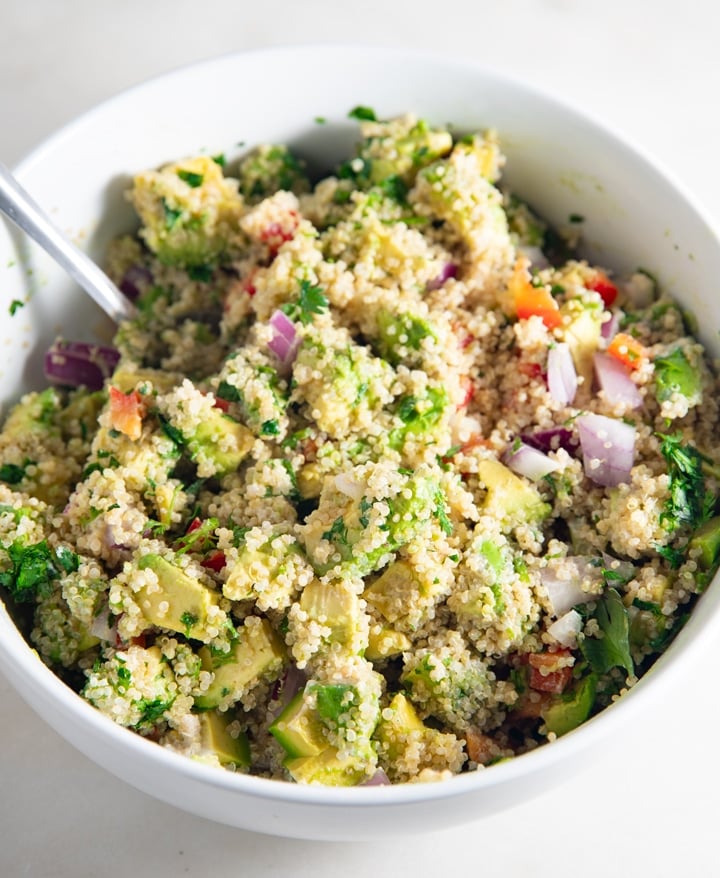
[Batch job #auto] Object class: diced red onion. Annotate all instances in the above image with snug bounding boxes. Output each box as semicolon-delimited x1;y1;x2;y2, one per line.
89;604;118;643
44;339;120;390
268;665;306;718
540;557;602;616
361;768;391;787
576;413;635;487
593;352;642;409
521;426;579;454
503;441;559;481
547;343;577;405
547;609;583;647
426;262;458;291
268;310;300;370
119;264;152;301
600;311;621;341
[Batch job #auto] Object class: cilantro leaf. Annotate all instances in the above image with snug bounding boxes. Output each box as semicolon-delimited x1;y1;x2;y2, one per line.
654;348;701;403
297;279;328;325
177;169;204;188
579;588;634;677
348;105;377;121
657;432;714;532
0;539;69;603
0;461;32;485
322;516;349;545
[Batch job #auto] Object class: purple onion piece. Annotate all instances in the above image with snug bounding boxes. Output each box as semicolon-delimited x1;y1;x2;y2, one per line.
268;665;307;719
119;264;152;301
521;426;579;455
267;309;300;371
503;441;560;481
426;262;458;291
576;413;635;487
44;339;121;390
600;310;621;341
361;768;391;787
547;343;577;406
593;352;643;409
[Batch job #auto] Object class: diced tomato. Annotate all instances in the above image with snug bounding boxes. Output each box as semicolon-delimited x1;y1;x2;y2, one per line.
130;633;148;649
260;210;299;255
108;386;143;440
457;377;475;409
201;550;226;572
461;435;493;453
518;361;543;379
186;517;202;533
587;271;619;307
606;332;648;370
213;396;230;413
528;649;573;694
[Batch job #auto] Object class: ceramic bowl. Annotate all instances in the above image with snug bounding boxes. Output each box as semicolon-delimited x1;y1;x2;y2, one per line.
1;46;719;841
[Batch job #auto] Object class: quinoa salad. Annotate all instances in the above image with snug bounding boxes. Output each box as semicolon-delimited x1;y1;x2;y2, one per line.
1;108;719;787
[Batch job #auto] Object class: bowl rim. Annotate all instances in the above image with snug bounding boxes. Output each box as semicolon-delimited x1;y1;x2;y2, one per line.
3;43;720;809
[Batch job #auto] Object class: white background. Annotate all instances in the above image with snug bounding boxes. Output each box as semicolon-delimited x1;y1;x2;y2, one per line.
2;1;720;875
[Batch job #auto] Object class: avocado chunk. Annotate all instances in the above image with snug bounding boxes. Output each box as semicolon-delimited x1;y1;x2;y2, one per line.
195;617;285;709
476;459;550;525
356;114;453;186
375;309;436;366
365;626;411;661
364;560;445;626
284;747;368;786
653;346;702;405
389;387;448;450
236;144;310;204
689;515;720;570
562;304;602;397
199;710;251;767
297;579;365;651
136;553;220;640
542;673;597;737
269;689;327;758
188;409;255;476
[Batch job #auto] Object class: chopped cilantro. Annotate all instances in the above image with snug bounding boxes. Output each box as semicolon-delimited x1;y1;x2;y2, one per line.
568;213;585;223
348;105;377;122
434;492;453;536
211;153;226;167
162;199;183;229
656;544;685;569
180;611;199;638
322;516;349;545
314;116;327;125
359;496;372;529
216;380;242;403
158;414;186;449
657;432;714;531
654;347;701;403
9;299;24;316
0;539;70;603
579;588;634;676
136;697;172;727
281;279;329;326
177;169;204;188
0;461;32;485
261;419;280;436
188;264;213;282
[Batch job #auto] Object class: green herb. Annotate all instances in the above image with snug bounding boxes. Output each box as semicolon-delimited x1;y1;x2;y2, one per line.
261;419;280;436
180;611;198;637
9;299;24;316
579;588;634;676
216;380;242;403
314;116;327;125
188;264;213;282
280;458;300;502
657;432;714;531
211;153;226;167
137;284;167;314
656;544;685;569
348;105;377;121
378;174;408;203
322;516;349;545
314;683;356;724
0;461;32;485
136;697;172;727
162;199;183;229
568;213;585;223
158;414;186;449
175;517;219;555
434;492;453;536
55;545;79;574
359;496;372;528
297;279;328;325
177;169;204;188
0;539;69;603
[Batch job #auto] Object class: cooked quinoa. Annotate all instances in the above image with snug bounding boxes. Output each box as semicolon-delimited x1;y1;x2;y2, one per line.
2;109;720;786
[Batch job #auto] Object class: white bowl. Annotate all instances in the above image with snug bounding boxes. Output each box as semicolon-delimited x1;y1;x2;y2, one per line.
1;46;720;841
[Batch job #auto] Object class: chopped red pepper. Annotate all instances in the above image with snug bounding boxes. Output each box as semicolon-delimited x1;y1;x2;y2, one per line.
587;272;619;307
201;550;226;573
108;386;143;441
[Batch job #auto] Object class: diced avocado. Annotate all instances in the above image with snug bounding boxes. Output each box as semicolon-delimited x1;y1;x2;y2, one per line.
284;747;368;786
270;689;328;758
136;554;220;639
364;560;444;625
1;388;60;438
542;673;597;737
389;387;448;450
365;625;411;661
296;462;324;500
375;309;436;366
236;144;310;204
562;304;602;395
452;131;504;183
130;155;243;267
188;410;255;476
653;346;702;405
298;579;364;650
373;692;427;763
689;516;720;571
452;539;509;618
223;531;306;605
356;115;453;186
476;459;550;525
195;617;285;709
199;710;251;767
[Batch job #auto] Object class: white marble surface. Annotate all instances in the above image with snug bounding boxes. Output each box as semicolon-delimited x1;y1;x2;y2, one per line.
2;1;720;874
